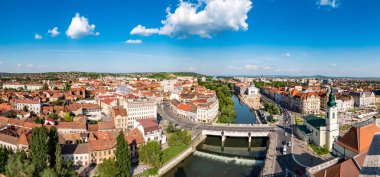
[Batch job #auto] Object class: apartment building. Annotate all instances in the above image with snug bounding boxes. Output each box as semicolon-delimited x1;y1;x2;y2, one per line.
15;99;41;114
112;107;130;130
350;92;375;108
61;143;90;167
124;100;157;121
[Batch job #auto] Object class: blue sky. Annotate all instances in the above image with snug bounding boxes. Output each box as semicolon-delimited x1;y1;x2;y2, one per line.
0;0;380;77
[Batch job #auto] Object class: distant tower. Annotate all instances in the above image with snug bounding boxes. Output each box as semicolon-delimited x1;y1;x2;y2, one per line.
326;87;339;150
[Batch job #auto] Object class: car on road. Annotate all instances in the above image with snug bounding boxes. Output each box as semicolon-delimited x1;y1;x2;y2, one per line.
283;145;287;155
288;142;292;147
284;132;287;136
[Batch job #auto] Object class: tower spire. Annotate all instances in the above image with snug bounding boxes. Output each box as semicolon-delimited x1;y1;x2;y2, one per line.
327;87;336;107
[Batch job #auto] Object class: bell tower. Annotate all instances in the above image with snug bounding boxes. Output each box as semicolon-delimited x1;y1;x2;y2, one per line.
326;87;339;150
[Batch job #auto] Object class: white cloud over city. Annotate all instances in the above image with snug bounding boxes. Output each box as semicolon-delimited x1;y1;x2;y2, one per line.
48;27;60;37
317;0;339;8
66;13;99;39
125;39;143;44
34;34;42;40
130;0;253;38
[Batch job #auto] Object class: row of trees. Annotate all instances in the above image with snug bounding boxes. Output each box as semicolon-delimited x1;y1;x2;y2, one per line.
0;126;75;177
263;102;281;115
199;81;237;123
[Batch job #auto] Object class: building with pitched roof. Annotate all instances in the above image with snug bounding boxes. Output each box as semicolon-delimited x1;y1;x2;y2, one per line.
333;119;380;159
296;88;339;150
134;118;166;144
61;143;90;167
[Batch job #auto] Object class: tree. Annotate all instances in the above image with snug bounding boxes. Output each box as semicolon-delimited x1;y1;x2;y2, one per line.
96;159;120;177
64;158;76;177
6;151;35;177
63;112;73;122
116;131;131;177
30;126;49;175
49;112;60;120
166;122;178;133
168;129;191;147
23;105;29;112
54;143;63;176
139;141;161;169
49;126;59;167
0;146;9;173
3;110;17;118
41;168;58;177
42;85;49;90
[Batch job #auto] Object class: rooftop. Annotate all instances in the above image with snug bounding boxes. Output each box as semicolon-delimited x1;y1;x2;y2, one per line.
305;115;326;129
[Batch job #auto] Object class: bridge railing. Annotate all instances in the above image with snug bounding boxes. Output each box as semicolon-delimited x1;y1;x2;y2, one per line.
201;126;275;132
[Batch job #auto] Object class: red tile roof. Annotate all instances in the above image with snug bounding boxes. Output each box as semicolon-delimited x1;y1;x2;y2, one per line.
136;118;160;135
337;123;380;154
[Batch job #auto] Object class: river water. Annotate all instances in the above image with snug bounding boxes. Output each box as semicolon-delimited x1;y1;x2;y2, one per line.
163;136;268;177
232;95;257;124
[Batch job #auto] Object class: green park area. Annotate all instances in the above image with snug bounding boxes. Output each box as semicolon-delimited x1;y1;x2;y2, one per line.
199;80;236;123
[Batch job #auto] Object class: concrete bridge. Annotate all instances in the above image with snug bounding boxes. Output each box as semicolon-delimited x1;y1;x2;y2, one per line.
201;125;272;143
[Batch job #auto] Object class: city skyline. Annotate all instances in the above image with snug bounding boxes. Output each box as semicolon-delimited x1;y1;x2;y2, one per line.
1;0;380;77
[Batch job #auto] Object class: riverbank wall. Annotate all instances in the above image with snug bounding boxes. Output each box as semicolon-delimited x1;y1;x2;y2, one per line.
157;133;206;176
237;94;263;124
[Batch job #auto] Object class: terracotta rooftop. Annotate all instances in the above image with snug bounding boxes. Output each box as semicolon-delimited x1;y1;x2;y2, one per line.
314;152;368;177
125;128;145;145
56;122;86;130
136;118;160;135
337;123;380;154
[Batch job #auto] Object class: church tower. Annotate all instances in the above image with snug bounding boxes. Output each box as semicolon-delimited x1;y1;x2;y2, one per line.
326;88;339;150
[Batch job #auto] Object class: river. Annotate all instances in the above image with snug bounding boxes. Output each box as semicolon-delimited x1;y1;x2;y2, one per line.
163;136;268;177
163;96;264;177
232;95;257;124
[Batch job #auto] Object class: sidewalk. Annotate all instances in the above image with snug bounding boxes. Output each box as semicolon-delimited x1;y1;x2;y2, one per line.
291;137;331;167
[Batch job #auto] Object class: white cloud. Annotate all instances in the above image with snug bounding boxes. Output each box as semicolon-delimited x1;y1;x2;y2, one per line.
282;52;291;57
318;0;339;8
48;27;60;37
331;63;337;66
66;13;99;39
130;0;253;38
16;63;22;67
0;61;3;65
125;39;143;44
130;25;159;36
34;34;42;40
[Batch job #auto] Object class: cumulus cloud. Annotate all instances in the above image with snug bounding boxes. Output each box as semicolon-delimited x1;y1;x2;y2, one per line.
48;27;60;37
34;34;42;40
130;0;253;38
282;52;291;57
130;25;159;36
125;39;143;44
331;63;337;66
16;63;22;67
66;13;99;39
317;0;339;8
